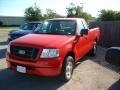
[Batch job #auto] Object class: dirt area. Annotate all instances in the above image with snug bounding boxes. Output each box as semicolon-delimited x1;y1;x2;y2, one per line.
0;27;120;90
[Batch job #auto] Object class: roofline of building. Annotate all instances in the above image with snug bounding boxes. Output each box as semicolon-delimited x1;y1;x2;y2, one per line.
0;16;25;18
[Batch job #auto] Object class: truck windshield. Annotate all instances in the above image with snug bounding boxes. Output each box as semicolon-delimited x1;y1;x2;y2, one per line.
34;20;76;35
20;23;40;30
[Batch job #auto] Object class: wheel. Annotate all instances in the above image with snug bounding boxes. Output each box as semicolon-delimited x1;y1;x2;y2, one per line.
60;56;74;82
105;47;120;66
89;41;97;56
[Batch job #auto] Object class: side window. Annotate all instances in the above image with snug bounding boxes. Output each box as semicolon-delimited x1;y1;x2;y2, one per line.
82;20;88;29
77;20;85;35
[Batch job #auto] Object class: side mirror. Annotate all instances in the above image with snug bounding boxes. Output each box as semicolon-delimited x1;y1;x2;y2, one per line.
80;29;88;36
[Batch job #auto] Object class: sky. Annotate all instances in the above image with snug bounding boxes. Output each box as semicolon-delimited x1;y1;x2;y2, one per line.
0;0;120;17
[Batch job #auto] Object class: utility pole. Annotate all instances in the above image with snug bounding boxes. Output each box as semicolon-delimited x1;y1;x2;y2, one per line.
34;2;37;8
80;3;85;12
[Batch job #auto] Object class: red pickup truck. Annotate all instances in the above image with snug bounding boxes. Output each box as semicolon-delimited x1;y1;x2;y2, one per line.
6;18;100;81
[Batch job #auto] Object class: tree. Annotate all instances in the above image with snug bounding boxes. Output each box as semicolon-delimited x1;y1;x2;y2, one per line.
66;3;93;20
66;3;76;17
98;9;120;21
98;10;115;21
43;9;63;19
24;5;43;21
0;21;3;26
115;12;120;20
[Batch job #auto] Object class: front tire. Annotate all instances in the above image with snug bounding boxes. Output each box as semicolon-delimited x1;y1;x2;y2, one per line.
60;56;74;82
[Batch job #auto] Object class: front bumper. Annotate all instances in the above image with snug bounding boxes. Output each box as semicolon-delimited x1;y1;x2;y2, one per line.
6;53;63;76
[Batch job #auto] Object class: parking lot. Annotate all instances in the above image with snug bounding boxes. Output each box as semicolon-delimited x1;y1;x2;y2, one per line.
0;27;120;90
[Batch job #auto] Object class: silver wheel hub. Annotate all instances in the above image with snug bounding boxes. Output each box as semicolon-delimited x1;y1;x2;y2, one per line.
94;42;97;53
65;61;73;79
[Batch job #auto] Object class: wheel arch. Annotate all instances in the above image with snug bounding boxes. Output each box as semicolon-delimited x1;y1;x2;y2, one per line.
95;36;99;43
62;51;75;65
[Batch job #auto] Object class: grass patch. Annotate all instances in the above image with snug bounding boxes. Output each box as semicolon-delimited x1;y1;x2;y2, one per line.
0;41;7;45
0;27;18;39
0;27;18;31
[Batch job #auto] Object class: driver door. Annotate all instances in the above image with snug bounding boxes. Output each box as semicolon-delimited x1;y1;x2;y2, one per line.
74;20;89;61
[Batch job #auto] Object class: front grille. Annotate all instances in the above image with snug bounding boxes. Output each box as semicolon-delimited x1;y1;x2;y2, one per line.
10;45;39;60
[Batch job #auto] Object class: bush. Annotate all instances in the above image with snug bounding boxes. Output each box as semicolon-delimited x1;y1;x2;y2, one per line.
98;9;120;21
0;21;3;26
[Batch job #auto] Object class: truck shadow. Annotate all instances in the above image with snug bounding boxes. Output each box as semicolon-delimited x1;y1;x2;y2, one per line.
88;47;120;73
0;69;65;90
74;56;88;68
108;79;120;90
0;48;7;59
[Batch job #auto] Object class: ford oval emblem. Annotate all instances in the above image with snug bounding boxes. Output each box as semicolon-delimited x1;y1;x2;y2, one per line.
19;50;25;55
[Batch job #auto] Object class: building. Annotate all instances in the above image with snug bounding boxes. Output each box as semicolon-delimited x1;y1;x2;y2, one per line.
0;16;26;26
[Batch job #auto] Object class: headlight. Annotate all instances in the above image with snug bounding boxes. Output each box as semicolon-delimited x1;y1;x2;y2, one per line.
7;44;10;53
40;49;59;58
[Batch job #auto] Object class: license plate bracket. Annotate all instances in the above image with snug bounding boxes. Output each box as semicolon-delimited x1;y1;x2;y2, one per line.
17;65;26;73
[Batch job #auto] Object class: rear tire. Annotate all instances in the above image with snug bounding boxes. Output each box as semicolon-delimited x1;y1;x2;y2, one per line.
60;56;74;82
89;41;97;56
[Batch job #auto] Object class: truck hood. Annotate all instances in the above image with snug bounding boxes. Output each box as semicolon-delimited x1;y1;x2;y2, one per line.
11;34;75;48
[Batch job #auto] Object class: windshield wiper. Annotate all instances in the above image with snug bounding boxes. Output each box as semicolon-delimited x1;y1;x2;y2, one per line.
44;32;65;35
34;31;69;35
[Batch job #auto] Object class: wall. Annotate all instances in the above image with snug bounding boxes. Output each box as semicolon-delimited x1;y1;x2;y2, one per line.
0;16;25;26
89;21;120;47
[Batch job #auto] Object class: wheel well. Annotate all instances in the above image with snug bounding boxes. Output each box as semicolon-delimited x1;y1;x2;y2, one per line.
95;37;98;42
66;51;75;60
61;51;75;73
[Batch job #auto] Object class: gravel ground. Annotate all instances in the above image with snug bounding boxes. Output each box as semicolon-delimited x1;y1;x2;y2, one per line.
0;28;120;90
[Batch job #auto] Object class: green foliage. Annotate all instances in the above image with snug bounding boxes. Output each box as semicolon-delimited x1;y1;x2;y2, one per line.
43;9;63;19
0;21;3;26
66;3;94;20
115;12;120;20
24;5;64;21
98;9;120;21
24;5;43;21
24;3;95;21
98;10;115;21
66;3;76;17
